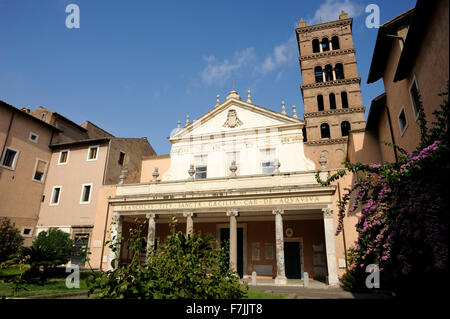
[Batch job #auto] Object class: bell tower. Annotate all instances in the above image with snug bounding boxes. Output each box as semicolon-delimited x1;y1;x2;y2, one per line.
296;11;366;169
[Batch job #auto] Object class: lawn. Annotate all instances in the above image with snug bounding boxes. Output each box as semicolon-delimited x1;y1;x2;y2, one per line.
0;267;91;298
246;289;287;299
1;267;286;299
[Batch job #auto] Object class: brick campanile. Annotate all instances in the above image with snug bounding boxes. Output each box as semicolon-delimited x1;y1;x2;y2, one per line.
296;11;366;169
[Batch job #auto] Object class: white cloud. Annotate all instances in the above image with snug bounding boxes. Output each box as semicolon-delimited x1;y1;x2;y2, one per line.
310;0;363;25
200;48;256;86
199;35;297;87
260;35;296;75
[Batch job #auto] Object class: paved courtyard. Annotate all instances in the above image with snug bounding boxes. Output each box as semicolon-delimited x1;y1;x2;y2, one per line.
243;278;394;299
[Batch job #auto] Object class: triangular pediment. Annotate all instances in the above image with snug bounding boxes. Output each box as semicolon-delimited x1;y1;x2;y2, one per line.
170;96;302;140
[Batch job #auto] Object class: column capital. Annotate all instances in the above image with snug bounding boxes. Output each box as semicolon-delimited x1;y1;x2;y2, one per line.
226;208;239;217
146;213;157;219
322;207;333;218
111;212;121;222
183;211;194;218
272;208;284;216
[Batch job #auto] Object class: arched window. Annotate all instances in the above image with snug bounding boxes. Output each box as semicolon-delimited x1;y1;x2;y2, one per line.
335;63;344;79
320;123;330;139
317;95;324;111
321;38;330;52
324;64;333;82
331;36;340;50
314;66;323;83
341;91;349;108
312;39;320;53
341;121;351;136
329;93;336;109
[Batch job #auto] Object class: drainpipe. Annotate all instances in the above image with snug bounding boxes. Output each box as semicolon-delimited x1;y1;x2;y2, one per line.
337;182;348;271
384;105;399;163
99;198;111;272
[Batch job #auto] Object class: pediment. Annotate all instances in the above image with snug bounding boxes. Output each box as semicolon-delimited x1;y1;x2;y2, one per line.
170;97;302;140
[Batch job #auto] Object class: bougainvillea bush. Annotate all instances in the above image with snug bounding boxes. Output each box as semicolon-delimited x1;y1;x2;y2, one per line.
0;217;24;263
317;89;449;295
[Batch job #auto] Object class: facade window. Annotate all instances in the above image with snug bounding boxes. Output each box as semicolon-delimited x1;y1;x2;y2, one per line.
320;123;330;139
317;95;324;111
409;77;421;120
312;39;320;53
118;152;126;166
41;113;47;121
32;159;47;182
341;91;349;108
1;147;19;170
321;38;330;52
194;155;207;179
341;121;351;137
331;36;340;50
398;106;408;135
314;66;323;83
21;227;33;238
87;145;99;161
50;186;62;205
58;150;69;164
260;148;276;174
335;63;344;79
324;64;333;82
329;93;336;109
29;132;39;143
80;184;92;204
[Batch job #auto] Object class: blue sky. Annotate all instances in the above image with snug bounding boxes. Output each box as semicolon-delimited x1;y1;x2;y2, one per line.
0;0;416;154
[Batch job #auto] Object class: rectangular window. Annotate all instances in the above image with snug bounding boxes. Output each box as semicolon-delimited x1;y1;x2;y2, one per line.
1;148;19;170
251;243;260;261
21;227;33;238
29;132;39;143
398;106;408;136
264;243;274;260
50;186;62;205
87;146;99;161
118;152;125;166
80;184;92;204
58;150;69;164
409;78;421;120
260;148;276;174
32;159;47;182
194;155;207;179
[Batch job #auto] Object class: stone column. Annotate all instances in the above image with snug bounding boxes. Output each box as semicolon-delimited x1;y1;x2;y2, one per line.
226;209;239;272
322;207;339;285
108;212;122;270
332;69;336;81
183;211;194;236
146;213;157;256
273;209;287;285
322;71;326;82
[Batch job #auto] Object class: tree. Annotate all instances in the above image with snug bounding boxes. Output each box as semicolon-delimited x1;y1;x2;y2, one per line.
317;88;449;295
0;217;24;263
88;217;247;299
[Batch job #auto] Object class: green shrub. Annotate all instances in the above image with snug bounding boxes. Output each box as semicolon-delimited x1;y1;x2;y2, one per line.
32;228;75;266
89;217;248;299
0;217;24;263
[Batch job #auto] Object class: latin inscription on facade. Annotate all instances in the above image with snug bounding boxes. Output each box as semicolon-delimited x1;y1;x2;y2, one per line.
114;196;322;212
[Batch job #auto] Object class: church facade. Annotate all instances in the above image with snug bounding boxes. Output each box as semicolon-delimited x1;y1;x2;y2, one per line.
91;89;344;285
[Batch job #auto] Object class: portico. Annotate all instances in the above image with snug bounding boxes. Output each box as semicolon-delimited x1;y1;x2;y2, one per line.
107;170;339;285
